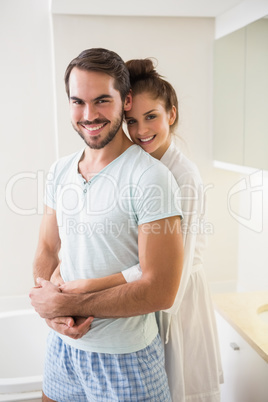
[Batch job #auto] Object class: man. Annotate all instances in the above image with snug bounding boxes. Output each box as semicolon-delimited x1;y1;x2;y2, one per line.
30;48;183;402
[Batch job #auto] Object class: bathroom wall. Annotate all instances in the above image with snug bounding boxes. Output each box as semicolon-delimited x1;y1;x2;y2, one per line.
0;0;57;296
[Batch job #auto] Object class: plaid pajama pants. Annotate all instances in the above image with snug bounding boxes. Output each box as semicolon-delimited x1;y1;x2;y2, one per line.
43;331;171;401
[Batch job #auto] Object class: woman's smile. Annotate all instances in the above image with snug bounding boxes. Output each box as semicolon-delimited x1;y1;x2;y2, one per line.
139;135;156;144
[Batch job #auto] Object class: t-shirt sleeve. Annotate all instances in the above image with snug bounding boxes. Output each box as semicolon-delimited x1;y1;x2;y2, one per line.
132;163;182;225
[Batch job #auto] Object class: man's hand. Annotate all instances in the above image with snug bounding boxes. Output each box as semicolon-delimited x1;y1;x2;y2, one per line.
45;316;94;339
50;262;64;286
29;277;64;318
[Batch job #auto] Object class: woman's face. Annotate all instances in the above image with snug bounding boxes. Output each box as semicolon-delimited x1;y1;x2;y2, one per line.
125;92;176;160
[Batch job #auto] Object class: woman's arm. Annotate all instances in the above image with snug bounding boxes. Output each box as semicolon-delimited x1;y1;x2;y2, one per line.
60;273;127;294
56;263;142;294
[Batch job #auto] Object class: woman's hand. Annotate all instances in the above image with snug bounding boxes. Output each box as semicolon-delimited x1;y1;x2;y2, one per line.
60;279;92;294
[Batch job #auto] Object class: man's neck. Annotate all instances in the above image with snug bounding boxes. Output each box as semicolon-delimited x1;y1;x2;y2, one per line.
79;130;133;181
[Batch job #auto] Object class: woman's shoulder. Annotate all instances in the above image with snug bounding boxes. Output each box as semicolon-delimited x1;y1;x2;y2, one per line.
162;142;203;186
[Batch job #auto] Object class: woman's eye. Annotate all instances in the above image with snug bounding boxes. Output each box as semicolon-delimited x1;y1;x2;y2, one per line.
126;119;136;125
147;114;156;120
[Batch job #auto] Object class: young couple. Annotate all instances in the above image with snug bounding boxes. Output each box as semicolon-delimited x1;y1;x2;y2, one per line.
30;48;222;402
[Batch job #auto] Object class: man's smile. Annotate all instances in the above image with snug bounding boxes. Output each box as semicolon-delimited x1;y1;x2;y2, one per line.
81;122;107;131
79;121;109;136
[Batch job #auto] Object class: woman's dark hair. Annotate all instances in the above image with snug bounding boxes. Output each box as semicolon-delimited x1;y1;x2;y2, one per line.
126;58;179;130
64;48;130;102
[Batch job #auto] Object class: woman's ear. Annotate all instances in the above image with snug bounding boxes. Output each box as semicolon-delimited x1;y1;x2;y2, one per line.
124;91;132;112
169;105;177;126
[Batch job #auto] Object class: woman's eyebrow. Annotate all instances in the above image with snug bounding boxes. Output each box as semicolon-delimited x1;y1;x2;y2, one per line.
143;109;157;116
125;109;158;120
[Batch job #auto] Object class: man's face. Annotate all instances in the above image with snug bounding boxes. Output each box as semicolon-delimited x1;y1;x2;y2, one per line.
69;68;126;149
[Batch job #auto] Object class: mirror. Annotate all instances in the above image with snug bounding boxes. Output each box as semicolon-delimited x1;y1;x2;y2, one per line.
213;17;268;171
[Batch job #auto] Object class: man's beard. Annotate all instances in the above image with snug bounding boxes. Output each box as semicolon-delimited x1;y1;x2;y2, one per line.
73;109;124;150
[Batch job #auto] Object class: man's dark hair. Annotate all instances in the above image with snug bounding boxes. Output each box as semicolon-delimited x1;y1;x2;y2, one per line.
64;48;130;101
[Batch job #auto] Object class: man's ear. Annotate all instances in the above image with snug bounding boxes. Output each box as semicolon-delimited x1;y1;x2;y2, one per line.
124;91;132;111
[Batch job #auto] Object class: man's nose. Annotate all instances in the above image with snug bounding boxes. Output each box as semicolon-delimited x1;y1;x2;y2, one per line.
84;104;99;121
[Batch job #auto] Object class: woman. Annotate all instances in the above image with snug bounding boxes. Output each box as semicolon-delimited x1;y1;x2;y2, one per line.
55;59;223;402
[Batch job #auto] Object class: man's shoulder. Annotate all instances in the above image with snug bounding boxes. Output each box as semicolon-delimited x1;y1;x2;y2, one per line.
48;149;83;182
54;149;83;168
53;149;83;170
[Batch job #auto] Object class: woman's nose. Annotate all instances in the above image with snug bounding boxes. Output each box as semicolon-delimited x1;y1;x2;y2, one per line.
138;123;149;136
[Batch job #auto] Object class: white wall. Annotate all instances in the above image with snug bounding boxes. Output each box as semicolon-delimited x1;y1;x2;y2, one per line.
1;0;56;296
52;14;241;285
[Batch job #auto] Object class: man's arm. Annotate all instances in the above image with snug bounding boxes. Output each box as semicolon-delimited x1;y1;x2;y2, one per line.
33;205;61;283
30;216;183;319
32;205;94;338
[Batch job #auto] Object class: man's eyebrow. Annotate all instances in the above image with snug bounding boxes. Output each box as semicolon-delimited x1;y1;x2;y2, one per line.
70;96;83;101
70;95;113;102
94;94;113;101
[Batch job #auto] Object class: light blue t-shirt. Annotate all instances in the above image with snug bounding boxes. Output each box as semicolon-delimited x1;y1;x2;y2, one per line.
45;145;182;353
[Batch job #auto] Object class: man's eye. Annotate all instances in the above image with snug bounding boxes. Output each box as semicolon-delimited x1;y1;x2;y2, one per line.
73;100;83;105
97;100;108;104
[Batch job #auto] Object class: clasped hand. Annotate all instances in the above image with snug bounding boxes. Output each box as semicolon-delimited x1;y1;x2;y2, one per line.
30;277;63;318
29;278;93;339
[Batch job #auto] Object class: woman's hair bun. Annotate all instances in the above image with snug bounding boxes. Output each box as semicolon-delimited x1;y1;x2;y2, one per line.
125;58;160;84
125;57;179;130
